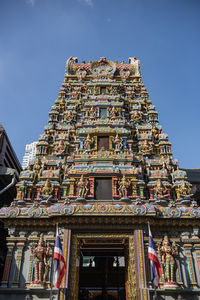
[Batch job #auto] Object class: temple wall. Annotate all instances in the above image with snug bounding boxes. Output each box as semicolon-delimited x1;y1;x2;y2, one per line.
0;226;200;299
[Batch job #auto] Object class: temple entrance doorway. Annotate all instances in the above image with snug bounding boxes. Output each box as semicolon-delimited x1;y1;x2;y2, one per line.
78;238;126;300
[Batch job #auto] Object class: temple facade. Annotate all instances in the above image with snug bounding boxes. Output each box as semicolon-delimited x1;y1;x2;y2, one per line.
0;57;200;300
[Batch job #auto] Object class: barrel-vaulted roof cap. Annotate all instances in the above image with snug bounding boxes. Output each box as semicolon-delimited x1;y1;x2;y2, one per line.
65;56;141;77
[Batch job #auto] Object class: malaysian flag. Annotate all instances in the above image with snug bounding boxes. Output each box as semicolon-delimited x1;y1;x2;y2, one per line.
54;226;66;288
148;224;162;288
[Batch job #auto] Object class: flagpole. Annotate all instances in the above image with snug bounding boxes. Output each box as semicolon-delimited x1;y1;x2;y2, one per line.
153;287;158;300
147;221;150;235
56;223;60;300
148;222;162;290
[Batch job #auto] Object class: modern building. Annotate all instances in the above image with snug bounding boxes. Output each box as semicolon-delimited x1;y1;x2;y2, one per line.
22;142;38;170
0;124;21;207
0;124;21;284
0;57;200;300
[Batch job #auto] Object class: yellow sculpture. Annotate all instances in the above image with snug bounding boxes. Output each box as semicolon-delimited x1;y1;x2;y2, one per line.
118;175;131;198
140;140;153;156
176;181;192;199
41;179;54;201
84;134;94;151
77;175;88;198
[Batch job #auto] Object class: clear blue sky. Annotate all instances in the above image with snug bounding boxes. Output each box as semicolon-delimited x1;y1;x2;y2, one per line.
0;0;200;168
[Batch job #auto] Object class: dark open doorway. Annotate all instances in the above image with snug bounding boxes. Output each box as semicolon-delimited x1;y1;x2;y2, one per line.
94;178;112;201
97;136;109;151
79;240;126;300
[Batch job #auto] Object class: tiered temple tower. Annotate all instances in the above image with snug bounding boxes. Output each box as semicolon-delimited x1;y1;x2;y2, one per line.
0;57;200;300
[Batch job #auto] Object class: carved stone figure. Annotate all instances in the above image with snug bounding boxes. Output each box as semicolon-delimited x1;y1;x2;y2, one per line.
55;140;66;155
158;236;178;283
109;106;116;118
18;181;27;199
131;110;143;123
154;179;168;199
41;179;54;199
84;134;93;151
77;175;88;199
88;107;97;118
33;158;42;182
43;242;51;282
151;127;159;141
140;140;153;156
65;110;74;123
31;234;51;284
177;181;192;198
81;83;88;93
112;134;123;151
118;175;131;198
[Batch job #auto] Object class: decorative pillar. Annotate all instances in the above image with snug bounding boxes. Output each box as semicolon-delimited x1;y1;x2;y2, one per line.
88;177;94;198
193;244;200;287
183;244;198;288
66;234;80;300
60;229;71;300
63;186;68;197
36;187;41;200
167;189;171;200
69;178;76;197
112;177;118;198
149;188;154;200
54;187;59;200
131;178;137;197
122;137;127;150
174;254;183;287
1;241;15;287
79;137;84;150
26;256;33;286
11;240;26;287
134;230;148;300
139;185;144;198
126;235;138;300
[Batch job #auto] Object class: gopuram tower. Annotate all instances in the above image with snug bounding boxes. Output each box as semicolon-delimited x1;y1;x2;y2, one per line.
0;57;200;300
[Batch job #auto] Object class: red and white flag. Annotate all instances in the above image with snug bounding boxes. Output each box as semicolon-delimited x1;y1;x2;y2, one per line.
53;227;66;288
148;224;162;287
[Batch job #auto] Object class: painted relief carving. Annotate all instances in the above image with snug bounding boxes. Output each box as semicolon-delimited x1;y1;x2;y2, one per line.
158;236;179;287
77;175;88;199
118;175;131;199
30;234;52;287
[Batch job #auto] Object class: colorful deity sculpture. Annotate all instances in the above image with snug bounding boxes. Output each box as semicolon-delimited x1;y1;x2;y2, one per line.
140;140;153;156
118;175;131;199
31;234;51;285
176;181;192;199
112;133;123;151
55;140;66;155
77;175;88;199
33;158;42;182
17;181;27;200
41;179;54;202
158;236;178;284
88;106;97;118
131;110;143;123
154;179;168;200
84;134;94;151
